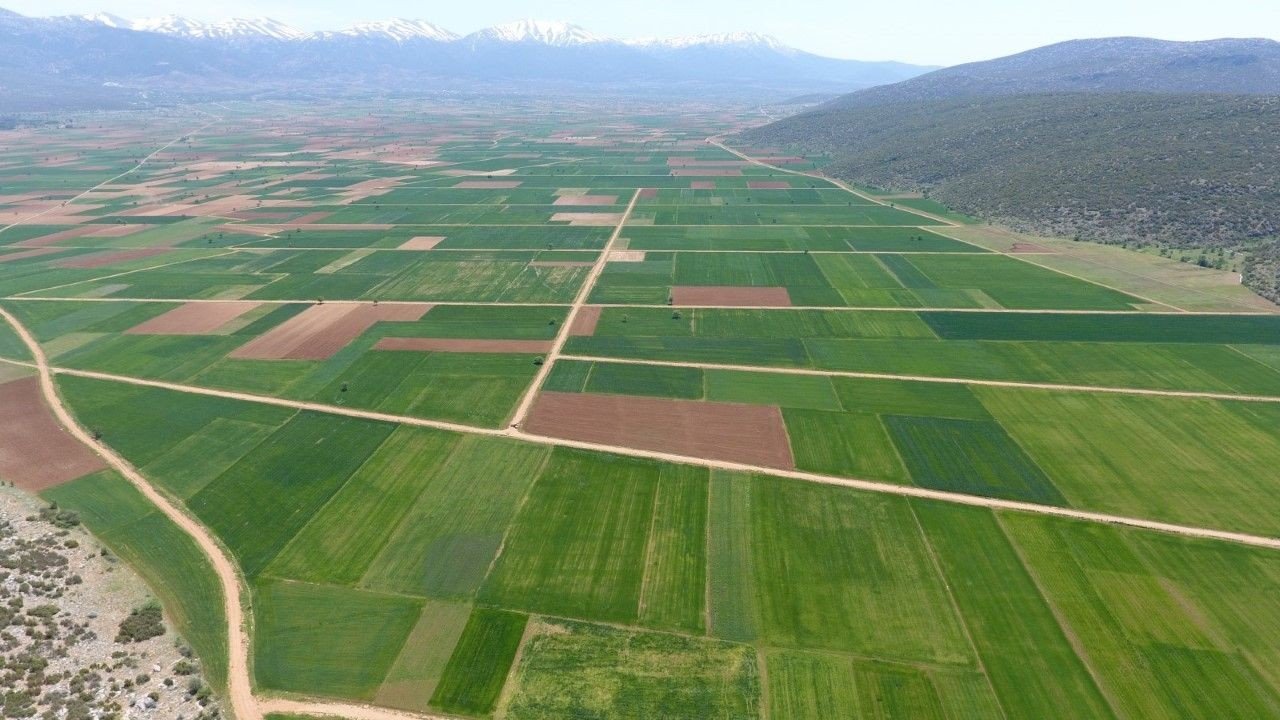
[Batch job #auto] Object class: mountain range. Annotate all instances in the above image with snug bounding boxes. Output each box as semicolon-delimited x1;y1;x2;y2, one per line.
740;37;1280;300
0;10;935;109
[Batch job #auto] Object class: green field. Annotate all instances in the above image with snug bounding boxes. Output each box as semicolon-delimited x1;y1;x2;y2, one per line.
6;102;1280;719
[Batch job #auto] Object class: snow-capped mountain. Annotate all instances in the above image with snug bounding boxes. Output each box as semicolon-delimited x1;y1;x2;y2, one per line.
329;19;457;42
63;13;815;52
81;14;308;41
7;8;937;110
75;11;131;29
464;20;605;46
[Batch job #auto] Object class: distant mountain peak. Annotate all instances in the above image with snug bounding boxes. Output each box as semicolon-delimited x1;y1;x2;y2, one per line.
467;19;605;46
80;13;308;41
76;12;131;28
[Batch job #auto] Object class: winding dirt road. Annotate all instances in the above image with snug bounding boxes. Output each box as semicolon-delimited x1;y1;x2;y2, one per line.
0;306;259;720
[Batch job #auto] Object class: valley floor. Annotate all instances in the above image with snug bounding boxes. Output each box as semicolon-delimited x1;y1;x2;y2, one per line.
1;98;1279;719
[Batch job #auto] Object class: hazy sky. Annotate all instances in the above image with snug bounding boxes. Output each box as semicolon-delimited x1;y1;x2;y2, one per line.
10;0;1280;66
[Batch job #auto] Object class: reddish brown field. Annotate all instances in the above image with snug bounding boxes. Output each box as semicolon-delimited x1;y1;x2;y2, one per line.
637;188;659;199
230;303;431;360
125;301;262;335
553;195;618;206
454;181;522;189
86;225;147;238
551;212;625;226
15;226;101;248
57;248;170;269
689;182;717;190
747;182;791;190
399;236;445;250
523;391;795;469
670;286;793;307
0;377;106;491
568;306;602;336
374;337;552;354
0;248;62;263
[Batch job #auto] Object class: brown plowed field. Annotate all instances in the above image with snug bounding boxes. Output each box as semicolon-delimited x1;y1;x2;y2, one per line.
57;247;170;269
523;391;794;469
0;377;106;491
551;212;625;226
553;195;618;206
748;181;791;189
690;182;716;190
374;337;552;354
125;301;262;335
16;226;102;248
399;236;445;250
670;286;793;306
0;248;62;263
569;306;602;336
231;303;431;360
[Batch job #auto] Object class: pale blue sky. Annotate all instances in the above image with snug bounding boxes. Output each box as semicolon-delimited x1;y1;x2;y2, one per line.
11;0;1280;65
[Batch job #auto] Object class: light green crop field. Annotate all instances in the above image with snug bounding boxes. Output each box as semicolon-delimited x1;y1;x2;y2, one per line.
4;99;1280;719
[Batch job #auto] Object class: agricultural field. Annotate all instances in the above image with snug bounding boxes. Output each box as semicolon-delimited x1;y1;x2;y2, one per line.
2;98;1280;720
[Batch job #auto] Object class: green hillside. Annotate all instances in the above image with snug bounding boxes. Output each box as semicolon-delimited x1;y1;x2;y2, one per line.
739;92;1280;300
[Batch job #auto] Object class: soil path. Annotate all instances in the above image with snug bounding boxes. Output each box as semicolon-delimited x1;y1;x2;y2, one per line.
508;188;642;426
13;357;1278;552
558;354;1280;405
0;306;260;720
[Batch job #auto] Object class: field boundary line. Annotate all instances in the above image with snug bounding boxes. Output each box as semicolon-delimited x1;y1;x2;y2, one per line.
36;363;1280;552
992;513;1127;716
559;354;1280;404
508;187;643;427
906;503;1011;720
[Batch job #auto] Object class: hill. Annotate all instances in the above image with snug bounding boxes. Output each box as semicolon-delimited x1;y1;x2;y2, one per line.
825;37;1280;108
740;38;1280;301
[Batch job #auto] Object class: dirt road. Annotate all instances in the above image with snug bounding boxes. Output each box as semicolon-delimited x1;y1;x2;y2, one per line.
508;188;642;427
15;357;1277;552
558;353;1280;405
0;306;261;720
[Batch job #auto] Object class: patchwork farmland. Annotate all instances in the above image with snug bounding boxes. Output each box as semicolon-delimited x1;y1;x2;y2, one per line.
3;98;1280;720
